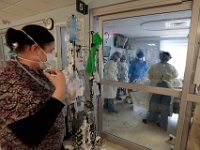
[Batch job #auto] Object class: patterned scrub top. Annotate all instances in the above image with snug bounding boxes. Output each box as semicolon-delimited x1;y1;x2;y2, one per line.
0;60;65;150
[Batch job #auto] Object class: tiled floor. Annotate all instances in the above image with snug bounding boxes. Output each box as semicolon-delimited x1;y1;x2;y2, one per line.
63;138;129;150
102;91;178;150
103;140;130;150
63;91;177;150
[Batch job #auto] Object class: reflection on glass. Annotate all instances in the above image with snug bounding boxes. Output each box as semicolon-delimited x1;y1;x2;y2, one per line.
102;88;180;150
101;9;191;150
103;52;121;112
129;50;149;83
118;54;129;83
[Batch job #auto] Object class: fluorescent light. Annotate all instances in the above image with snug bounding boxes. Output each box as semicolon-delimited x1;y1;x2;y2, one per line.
141;18;191;31
165;19;190;29
147;43;156;46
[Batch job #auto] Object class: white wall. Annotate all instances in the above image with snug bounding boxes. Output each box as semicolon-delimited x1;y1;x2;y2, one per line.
0;0;132;56
0;0;133;31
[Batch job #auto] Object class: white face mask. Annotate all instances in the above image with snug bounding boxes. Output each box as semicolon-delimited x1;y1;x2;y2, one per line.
35;46;49;68
138;57;145;61
17;54;52;71
42;51;55;72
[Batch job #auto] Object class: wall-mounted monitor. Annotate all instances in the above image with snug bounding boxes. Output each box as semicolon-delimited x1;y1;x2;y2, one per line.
113;33;128;49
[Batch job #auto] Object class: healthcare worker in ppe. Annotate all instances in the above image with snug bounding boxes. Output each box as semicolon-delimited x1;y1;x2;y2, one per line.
118;55;129;83
128;50;148;82
103;51;121;112
126;50;148;104
116;55;129;99
0;25;66;150
143;51;178;131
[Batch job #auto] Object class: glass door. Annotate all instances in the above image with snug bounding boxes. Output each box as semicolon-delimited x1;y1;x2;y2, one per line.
94;1;199;149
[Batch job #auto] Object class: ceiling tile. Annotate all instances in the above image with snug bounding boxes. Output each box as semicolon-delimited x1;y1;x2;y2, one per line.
16;0;54;13
2;5;35;18
0;10;21;21
2;0;22;4
0;0;78;26
0;1;10;9
42;0;75;8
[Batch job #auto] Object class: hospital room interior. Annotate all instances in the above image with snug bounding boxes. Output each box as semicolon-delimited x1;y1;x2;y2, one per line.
0;0;200;150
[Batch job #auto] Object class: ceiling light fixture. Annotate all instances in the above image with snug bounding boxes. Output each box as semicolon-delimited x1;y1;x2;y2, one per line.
165;19;190;29
141;18;191;31
147;43;156;46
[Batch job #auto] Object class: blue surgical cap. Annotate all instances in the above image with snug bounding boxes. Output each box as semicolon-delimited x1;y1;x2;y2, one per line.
137;51;144;58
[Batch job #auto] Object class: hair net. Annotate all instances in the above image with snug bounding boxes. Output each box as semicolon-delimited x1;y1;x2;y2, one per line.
159;51;172;62
120;55;126;61
136;50;144;58
110;51;121;61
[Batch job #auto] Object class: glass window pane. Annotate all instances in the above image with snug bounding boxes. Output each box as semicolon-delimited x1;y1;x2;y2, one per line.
102;10;191;91
102;86;180;149
101;9;191;150
186;101;200;150
60;26;68;70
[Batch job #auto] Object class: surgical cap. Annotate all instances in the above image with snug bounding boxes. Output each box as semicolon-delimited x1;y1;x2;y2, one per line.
120;55;126;61
159;51;172;62
110;51;121;61
137;51;144;58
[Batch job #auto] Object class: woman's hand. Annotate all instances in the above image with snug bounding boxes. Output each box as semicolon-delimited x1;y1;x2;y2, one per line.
44;69;66;101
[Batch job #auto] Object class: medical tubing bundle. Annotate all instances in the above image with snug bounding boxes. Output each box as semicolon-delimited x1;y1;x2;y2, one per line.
70;15;83;149
89;31;96;150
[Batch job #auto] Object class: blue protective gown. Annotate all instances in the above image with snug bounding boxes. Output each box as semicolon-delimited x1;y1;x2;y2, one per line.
128;59;148;82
